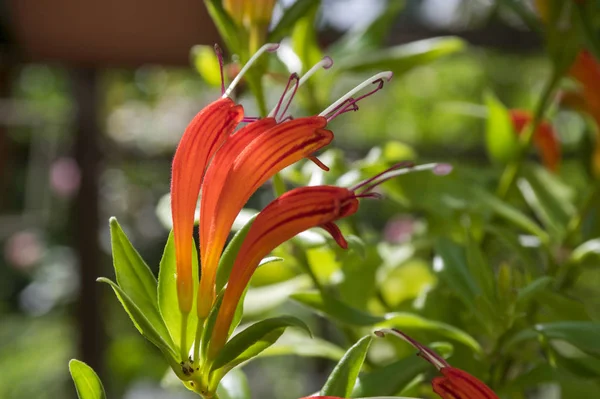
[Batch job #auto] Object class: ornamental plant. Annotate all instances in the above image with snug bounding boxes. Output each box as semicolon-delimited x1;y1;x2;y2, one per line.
67;1;600;399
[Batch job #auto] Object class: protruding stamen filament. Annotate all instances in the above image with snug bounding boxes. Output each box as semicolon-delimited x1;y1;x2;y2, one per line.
351;161;414;193
375;328;450;370
319;71;393;119
298;56;334;86
223;43;280;98
354;162;451;195
307;155;330;171
269;56;335;120
214;44;226;96
241;116;261;123
269;73;300;119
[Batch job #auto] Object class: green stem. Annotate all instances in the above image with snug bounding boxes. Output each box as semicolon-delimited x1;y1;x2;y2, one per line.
180;313;189;361
496;67;563;199
193;318;204;364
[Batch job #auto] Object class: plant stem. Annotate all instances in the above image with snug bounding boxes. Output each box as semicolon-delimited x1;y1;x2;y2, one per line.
180;313;189;361
193;319;204;364
496;67;563;199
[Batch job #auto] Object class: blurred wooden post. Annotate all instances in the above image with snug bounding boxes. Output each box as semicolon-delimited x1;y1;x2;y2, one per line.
71;67;104;374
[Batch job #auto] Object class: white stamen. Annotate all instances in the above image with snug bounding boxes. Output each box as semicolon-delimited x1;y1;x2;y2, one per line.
319;71;393;117
222;43;280;98
268;56;334;119
370;163;451;184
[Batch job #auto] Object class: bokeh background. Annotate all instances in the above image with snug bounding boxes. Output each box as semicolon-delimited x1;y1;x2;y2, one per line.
1;1;598;398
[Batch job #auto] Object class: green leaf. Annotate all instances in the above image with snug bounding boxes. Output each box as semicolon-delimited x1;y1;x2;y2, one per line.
201;292;225;362
69;360;106;399
535;290;591;321
216;214;257;292
516;277;554;305
258;330;346;361
268;0;319;43
204;0;243;56
518;164;574;240
434;238;480;308
98;278;177;359
191;45;222;87
107;218;176;352
536;322;600;358
291;290;384;326
569;239;600;264
351;355;428;397
320;335;372;397
378;313;482;354
291;1;323;73
484;90;519;165
337;37;466;76
157;231;199;358
272;173;287;197
216;368;251;399
471;186;549;244
211;316;311;371
465;228;496;303
109;218;158;316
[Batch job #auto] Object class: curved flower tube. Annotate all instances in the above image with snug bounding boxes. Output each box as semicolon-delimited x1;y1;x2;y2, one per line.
208;185;359;356
171;97;244;315
375;329;499;399
197;116;333;318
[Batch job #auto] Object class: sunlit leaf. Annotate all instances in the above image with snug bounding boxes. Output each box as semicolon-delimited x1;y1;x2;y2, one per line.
484;91;519;165
536;322;600;358
97;278;177;360
320;335;372;397
258;329;346;361
268;0;320;43
157;231;199;358
338;37;466;76
211;316;311;378
69;360;106;399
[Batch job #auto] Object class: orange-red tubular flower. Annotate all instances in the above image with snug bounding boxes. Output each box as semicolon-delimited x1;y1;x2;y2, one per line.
171;98;244;314
197;116;333;317
566;51;600;177
509;109;561;172
208;186;359;356
376;329;499;399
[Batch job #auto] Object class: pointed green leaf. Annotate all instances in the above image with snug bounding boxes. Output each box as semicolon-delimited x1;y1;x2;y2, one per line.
268;0;320;43
291;291;384;326
351;356;428;397
216;215;257;292
110;217;158;311
97;277;177;359
516;277;554;305
158;231;199;357
518;165;574;240
434;238;480;307
108;219;176;351
484;90;519;165
211;316;311;372
204;0;243;55
536;322;600;358
338;37;465;76
191;45;222;87
201;292;225;362
320;335;372;397
471;186;549;243
69;360;106;399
